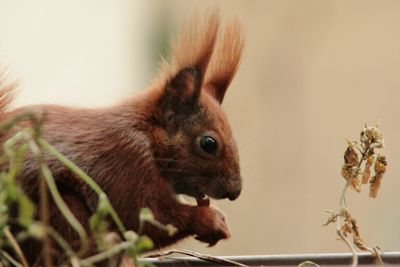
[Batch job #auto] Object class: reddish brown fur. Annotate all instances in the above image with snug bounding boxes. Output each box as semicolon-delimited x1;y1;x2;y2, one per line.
0;11;244;265
0;72;16;113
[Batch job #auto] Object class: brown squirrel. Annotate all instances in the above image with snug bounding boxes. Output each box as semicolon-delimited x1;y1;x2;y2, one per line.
0;10;244;265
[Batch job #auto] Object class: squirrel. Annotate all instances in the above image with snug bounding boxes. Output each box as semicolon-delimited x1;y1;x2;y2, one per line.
0;10;244;265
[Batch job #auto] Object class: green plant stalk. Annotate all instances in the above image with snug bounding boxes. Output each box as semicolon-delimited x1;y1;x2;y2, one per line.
3;227;28;267
3;131;28;181
2;123;91;260
38;158;88;256
26;135;53;267
0;249;24;267
0;112;39;132
9;219;79;265
45;225;76;260
39;168;52;267
39;138;126;234
1;117;138;264
79;240;134;266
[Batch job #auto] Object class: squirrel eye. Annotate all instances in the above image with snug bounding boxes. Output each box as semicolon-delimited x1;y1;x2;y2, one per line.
199;136;218;155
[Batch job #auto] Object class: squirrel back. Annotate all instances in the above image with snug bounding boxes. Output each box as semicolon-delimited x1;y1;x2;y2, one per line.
0;10;244;265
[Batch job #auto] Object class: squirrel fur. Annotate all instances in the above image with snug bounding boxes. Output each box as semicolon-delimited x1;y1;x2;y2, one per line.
0;10;244;264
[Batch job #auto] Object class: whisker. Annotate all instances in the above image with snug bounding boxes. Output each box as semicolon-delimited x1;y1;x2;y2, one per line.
153;158;181;163
159;168;199;175
238;135;263;150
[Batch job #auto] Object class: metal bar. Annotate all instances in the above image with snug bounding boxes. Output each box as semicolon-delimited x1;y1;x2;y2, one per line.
142;252;400;266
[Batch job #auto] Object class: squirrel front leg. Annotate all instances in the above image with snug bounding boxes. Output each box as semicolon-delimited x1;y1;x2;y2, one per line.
190;205;231;246
146;192;230;248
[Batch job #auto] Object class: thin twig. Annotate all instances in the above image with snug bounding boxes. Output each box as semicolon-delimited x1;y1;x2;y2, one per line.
146;249;250;267
336;221;357;267
0;250;24;267
3;227;29;267
372;246;384;265
337;181;357;267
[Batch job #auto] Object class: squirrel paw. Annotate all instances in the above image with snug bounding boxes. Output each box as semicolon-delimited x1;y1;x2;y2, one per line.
193;206;231;247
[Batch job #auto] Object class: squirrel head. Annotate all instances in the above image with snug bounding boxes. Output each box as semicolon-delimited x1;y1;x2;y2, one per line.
150;11;244;201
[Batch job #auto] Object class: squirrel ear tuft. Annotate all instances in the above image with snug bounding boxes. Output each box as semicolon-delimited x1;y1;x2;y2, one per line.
153;10;220;90
204;17;244;104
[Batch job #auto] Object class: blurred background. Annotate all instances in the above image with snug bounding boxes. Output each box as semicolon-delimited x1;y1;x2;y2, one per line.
1;0;400;256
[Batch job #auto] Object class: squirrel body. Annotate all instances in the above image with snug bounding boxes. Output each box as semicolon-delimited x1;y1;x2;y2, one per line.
0;11;244;264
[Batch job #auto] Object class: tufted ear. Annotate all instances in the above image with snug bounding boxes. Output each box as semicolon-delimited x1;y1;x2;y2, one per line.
157;10;220;122
204;18;244;104
162;67;201;115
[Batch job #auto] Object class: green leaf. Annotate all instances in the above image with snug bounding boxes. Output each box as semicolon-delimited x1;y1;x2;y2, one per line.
139;208;154;222
123;230;138;242
135;235;154;252
165;224;178;236
89;212;108;235
17;195;35;227
28;223;46;240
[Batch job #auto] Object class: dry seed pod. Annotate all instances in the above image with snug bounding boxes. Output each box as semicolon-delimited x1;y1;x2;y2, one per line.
375;156;387;174
351;176;361;192
369;156;387;198
361;156;374;184
344;145;359;166
354;235;372;252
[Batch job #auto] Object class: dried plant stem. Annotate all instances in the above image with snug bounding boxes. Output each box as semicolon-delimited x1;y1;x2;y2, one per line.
3;227;29;267
146;249;250;267
337;179;358;267
0;250;24;267
337;147;370;267
336;147;369;267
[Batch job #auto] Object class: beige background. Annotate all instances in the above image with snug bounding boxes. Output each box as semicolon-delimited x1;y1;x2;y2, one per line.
1;0;400;256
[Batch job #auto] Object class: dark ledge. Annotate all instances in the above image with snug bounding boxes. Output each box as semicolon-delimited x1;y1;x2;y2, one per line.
142;252;400;266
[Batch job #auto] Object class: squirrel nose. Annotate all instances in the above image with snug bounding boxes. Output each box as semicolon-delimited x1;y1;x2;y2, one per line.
223;189;241;201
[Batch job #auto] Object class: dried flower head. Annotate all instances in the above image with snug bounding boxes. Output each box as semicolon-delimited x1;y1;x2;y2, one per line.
340;125;387;197
360;125;384;152
361;156;374;184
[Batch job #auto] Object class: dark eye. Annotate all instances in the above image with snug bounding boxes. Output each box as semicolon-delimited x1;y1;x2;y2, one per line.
199;136;218;155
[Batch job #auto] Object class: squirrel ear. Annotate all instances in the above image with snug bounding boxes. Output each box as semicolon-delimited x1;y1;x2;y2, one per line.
162;67;201;116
